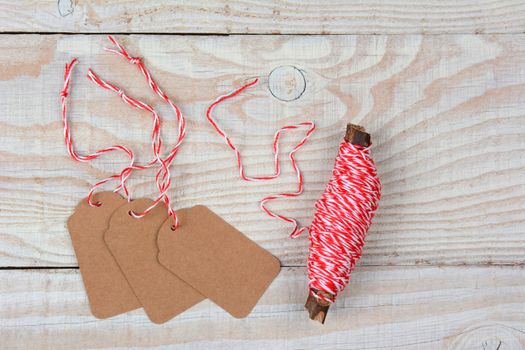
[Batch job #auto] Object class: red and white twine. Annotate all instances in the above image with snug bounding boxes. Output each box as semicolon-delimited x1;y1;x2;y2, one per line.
206;78;316;237
104;36;186;227
307;141;381;303
61;36;185;226
60;58;135;206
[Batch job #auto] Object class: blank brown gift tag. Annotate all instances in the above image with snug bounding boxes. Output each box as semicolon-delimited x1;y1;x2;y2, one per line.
157;205;281;318
104;198;205;324
67;191;141;319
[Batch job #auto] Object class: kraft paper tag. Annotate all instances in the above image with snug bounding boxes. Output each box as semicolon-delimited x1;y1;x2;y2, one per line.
104;198;205;324
67;191;141;319
157;205;281;318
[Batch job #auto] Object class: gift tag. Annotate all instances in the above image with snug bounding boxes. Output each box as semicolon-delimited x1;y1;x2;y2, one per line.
157;205;281;318
67;191;141;319
104;198;205;324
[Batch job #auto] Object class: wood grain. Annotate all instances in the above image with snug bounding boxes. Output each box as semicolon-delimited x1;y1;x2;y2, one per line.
1;266;525;349
1;4;525;347
0;34;524;267
1;1;525;34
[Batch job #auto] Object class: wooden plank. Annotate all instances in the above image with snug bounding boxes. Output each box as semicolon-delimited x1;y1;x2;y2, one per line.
1;266;525;349
0;34;525;267
1;1;525;34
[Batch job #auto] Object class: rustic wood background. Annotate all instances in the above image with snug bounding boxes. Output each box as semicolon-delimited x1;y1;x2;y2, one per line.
1;1;525;349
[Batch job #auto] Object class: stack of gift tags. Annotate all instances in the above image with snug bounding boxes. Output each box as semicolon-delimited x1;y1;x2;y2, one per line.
68;192;281;323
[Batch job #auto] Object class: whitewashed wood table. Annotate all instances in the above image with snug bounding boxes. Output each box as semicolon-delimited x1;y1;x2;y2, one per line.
1;1;525;349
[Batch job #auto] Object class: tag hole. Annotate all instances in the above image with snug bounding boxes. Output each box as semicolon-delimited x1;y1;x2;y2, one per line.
94;201;102;207
170;225;176;231
128;210;133;217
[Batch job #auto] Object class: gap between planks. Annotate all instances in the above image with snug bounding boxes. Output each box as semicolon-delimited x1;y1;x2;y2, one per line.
3;32;525;36
4;262;525;270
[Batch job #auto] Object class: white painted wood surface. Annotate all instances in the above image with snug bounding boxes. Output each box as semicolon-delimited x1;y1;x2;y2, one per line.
2;267;525;349
0;4;525;348
1;34;524;268
1;0;525;34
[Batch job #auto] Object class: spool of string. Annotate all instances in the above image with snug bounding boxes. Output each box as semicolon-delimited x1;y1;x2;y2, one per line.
305;124;381;323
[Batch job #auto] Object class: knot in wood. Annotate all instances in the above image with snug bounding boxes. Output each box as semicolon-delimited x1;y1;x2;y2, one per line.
268;65;306;102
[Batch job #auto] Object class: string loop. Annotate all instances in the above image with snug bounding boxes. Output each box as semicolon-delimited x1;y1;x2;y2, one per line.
206;79;316;237
102;36;186;228
60;58;135;206
61;36;186;226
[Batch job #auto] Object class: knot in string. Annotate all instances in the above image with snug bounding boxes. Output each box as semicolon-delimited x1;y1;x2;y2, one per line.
129;57;141;65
